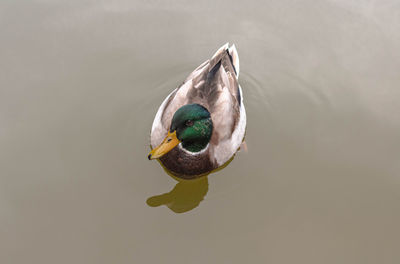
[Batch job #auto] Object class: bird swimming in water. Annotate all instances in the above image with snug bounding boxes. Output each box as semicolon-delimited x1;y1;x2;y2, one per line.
148;43;246;179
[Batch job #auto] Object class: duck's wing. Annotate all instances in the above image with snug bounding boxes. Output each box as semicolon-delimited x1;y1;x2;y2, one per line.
197;43;245;166
151;43;245;159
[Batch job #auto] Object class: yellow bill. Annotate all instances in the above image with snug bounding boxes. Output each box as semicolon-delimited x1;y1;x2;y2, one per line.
148;131;181;160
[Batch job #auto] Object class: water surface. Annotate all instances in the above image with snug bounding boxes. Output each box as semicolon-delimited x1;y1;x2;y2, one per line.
1;1;400;263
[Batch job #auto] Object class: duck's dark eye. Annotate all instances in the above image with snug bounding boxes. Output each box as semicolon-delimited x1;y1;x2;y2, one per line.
185;120;194;127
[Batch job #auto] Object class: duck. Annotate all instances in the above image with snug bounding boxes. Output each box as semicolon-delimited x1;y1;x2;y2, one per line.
148;43;246;179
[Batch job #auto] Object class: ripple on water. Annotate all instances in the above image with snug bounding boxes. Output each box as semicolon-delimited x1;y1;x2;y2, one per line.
240;71;271;111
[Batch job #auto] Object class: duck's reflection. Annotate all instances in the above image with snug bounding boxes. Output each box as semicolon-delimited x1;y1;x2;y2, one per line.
146;176;208;213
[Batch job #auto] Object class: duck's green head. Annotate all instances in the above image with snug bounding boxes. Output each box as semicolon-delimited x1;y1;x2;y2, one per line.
148;104;213;159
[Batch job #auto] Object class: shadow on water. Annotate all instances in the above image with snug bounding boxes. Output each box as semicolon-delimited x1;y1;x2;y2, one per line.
146;176;209;213
146;154;238;213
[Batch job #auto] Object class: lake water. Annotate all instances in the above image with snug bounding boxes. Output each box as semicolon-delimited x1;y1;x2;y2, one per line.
1;1;400;263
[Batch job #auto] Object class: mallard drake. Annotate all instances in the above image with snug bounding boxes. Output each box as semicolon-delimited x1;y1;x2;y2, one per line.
148;43;246;179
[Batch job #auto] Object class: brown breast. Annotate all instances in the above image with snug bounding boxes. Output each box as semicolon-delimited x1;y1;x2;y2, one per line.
159;146;216;179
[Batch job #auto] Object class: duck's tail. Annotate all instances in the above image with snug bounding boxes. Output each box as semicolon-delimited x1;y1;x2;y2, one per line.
210;43;240;78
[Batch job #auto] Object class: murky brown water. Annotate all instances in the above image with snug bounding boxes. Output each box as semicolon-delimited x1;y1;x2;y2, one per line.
1;1;400;263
